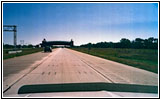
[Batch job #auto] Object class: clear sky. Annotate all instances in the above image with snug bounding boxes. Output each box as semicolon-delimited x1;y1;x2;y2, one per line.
3;3;158;46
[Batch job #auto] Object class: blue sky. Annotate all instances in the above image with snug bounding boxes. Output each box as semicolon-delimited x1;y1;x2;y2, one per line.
3;3;158;46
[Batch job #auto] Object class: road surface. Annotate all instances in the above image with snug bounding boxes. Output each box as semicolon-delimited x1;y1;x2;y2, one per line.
3;48;158;96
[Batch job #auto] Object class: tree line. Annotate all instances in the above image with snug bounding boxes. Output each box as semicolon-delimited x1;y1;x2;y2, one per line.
3;44;39;49
79;37;158;49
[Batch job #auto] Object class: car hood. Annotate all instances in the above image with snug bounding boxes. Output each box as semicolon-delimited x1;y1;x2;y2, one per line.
4;82;158;97
4;91;158;97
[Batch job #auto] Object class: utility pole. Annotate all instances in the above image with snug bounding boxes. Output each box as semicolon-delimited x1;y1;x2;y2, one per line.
3;25;17;49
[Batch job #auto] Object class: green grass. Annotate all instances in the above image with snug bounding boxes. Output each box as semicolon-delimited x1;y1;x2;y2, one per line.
3;48;43;60
71;47;158;73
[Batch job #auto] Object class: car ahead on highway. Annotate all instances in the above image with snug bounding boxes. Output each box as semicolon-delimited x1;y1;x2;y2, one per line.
5;82;157;97
44;46;52;52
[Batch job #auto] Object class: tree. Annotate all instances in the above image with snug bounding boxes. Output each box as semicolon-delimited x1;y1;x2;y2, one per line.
3;44;14;49
144;37;157;49
120;38;131;48
148;37;155;43
146;37;157;49
79;37;158;49
87;43;92;53
28;44;33;48
132;38;144;49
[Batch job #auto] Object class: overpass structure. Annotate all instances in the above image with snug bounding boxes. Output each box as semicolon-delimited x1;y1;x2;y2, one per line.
41;39;74;47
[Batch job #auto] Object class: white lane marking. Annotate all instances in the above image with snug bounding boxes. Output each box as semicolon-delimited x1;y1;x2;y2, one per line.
64;48;114;83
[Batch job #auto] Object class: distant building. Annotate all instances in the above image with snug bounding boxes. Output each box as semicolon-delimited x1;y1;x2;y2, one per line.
41;39;74;47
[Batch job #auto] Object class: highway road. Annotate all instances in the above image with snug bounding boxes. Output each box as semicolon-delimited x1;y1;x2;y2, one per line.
3;48;158;97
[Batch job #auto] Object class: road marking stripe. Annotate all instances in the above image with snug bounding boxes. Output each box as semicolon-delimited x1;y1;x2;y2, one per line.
80;58;114;83
65;49;114;83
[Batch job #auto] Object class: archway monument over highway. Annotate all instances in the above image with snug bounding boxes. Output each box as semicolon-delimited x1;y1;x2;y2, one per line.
41;38;74;47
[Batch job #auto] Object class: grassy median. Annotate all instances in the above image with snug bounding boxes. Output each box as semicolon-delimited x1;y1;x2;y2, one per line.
71;48;158;73
3;48;43;60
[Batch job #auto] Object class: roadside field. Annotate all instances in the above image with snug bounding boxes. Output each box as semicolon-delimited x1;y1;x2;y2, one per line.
3;48;43;60
71;48;158;73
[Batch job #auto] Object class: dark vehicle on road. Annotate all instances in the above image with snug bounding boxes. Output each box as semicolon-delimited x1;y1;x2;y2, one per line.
44;46;52;52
